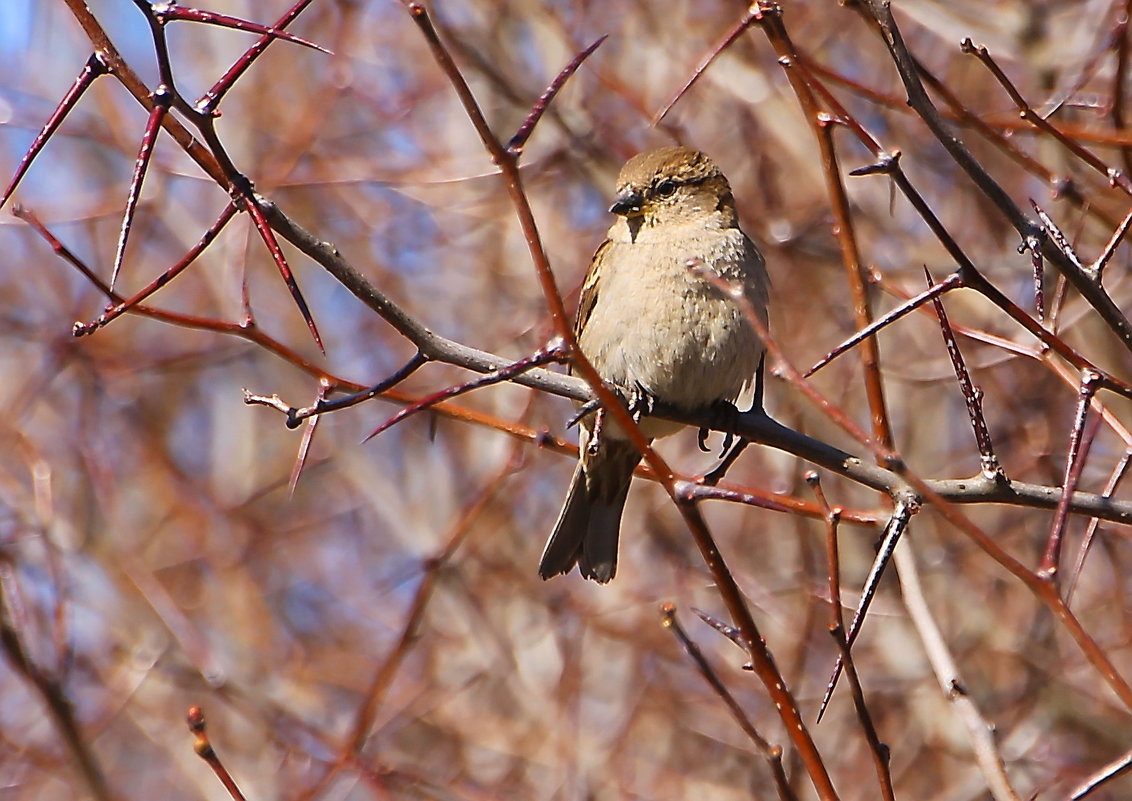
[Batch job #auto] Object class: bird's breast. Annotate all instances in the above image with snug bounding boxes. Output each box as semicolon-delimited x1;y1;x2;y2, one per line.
578;227;767;425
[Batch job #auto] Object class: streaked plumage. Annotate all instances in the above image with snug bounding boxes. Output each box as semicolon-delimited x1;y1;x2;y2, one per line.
539;146;769;583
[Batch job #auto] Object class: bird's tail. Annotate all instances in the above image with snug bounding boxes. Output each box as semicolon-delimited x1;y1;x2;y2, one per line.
539;438;642;583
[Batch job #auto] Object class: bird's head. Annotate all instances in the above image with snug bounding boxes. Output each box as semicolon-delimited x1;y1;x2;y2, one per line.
609;146;736;229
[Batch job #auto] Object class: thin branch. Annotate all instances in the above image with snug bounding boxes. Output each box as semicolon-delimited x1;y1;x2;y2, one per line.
806;271;963;377
808;472;895;801
1041;370;1103;581
243;192;324;353
198;0;318;113
506;35;607;155
661;605;796;801
1068;747;1132;800
362;341;567;442
344;446;519;753
74;203;239;335
152;3;329;53
817;499;914;722
840;152;1132;400
1092;204;1132;282
860;2;1132;352
0;561;112;801
16;206;333;384
287;379;329;496
61;0;227;184
928;268;1002;478
893;543;1021;801
815;100;895;452
0;53;109;209
962;38;1132;194
1066;450;1132;603
652;7;757;125
187;706;248;801
110;85;171;291
245;353;429;429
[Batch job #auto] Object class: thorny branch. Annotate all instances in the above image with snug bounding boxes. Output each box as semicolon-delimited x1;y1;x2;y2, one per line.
8;1;1132;798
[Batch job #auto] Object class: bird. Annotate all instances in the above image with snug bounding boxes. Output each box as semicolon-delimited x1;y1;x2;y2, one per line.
538;145;769;583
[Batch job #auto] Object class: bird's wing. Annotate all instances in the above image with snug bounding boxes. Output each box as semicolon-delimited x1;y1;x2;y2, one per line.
574;238;614;340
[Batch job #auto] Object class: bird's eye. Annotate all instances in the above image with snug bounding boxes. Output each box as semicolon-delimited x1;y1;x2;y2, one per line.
656;179;677;197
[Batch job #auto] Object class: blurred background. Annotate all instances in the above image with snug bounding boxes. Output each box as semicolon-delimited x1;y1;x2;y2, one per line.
3;0;1132;798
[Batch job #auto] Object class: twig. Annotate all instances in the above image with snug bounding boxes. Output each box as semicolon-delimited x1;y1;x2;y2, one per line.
0;53;109;209
1068;746;1132;800
893;544;1021;801
928;268;1003;479
807;472;895;801
1066;450;1132;603
507;35;607;155
362;340;567;442
806;271;963;377
860;3;1132;352
0;561;112;801
187;706;248;801
661;604;796;801
1040;370;1104;581
816;499;914;722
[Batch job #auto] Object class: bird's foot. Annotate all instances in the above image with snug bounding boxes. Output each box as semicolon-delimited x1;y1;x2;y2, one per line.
700;438;749;486
626;383;655;423
698;401;749;485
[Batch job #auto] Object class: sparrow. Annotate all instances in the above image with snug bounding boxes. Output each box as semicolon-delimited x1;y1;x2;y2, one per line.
539;146;769;583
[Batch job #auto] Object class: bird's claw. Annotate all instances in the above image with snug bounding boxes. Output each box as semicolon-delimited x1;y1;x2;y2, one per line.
626;383;655;422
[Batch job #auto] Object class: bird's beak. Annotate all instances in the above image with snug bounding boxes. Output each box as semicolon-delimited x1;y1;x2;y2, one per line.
609;190;644;217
